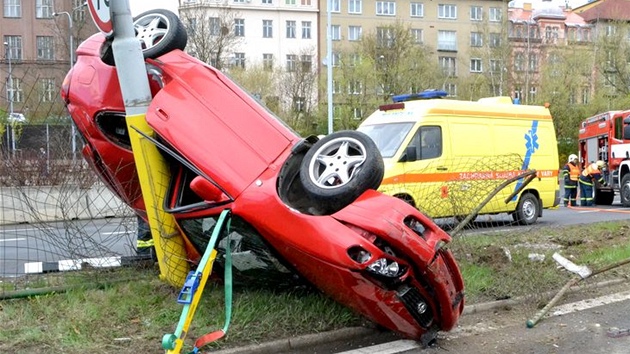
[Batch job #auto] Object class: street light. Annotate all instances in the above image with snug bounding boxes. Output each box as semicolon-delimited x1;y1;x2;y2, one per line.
53;11;76;162
4;41;15;156
52;11;73;68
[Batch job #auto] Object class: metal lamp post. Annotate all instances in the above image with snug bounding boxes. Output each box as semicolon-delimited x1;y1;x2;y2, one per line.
4;42;15;156
53;11;76;162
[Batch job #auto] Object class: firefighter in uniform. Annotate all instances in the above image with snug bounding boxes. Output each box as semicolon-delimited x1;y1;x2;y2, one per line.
562;154;580;207
578;160;606;207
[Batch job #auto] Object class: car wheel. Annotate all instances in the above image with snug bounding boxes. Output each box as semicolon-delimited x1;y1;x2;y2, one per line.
134;9;187;59
514;193;539;225
101;9;187;65
621;174;630;207
299;131;384;214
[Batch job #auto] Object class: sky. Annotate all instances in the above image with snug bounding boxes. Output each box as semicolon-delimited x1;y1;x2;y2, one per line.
129;0;179;16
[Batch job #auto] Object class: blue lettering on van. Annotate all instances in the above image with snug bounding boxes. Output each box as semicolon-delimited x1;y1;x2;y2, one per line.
512;121;539;200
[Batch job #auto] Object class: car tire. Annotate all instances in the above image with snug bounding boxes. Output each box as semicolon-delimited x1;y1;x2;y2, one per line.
621;174;630;207
299;131;384;214
134;9;187;59
513;193;539;225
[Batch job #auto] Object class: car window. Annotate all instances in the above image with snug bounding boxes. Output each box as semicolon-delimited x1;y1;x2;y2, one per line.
357;122;414;158
408;126;442;160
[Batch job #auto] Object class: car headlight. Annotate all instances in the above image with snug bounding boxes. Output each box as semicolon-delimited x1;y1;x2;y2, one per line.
366;258;404;277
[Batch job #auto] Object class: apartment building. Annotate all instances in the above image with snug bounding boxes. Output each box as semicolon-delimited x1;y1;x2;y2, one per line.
0;0;96;122
179;0;318;71
317;0;506;97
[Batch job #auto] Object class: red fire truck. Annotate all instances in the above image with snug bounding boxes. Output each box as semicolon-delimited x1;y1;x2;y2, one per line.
577;110;630;206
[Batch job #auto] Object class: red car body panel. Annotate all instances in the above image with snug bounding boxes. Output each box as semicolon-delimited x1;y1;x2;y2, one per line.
146;51;296;198
63;32;465;340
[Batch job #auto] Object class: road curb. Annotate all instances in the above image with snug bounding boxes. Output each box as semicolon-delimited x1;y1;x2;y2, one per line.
211;327;380;354
210;278;627;354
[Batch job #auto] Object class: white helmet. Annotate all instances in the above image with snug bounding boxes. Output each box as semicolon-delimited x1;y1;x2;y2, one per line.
568;154;578;163
596;160;605;169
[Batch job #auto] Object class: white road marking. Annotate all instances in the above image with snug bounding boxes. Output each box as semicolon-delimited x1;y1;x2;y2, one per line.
337;289;630;354
0;238;26;242
550;289;630;317
337;340;422;354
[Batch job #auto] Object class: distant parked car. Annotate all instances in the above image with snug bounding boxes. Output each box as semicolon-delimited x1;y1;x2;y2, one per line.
61;9;465;344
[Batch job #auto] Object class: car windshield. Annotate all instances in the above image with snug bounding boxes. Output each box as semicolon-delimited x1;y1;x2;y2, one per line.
358;122;415;158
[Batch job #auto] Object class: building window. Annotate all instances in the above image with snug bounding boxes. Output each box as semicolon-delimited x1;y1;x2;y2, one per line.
515;53;524;71
332;52;340;67
489;33;501;47
439;56;456;77
234;0;246;3
348;26;362;41
528;53;538;72
470;32;483;47
376;1;396;15
209;17;220;36
605;24;616;37
36;36;54;60
331;0;340;12
377;27;395;47
349;53;361;66
437;30;457;51
470;6;482;21
582;88;589;104
411;28;423;44
470;58;482;73
301;54;312;71
443;82;457;97
353;107;363;120
4;0;20;18
349;0;362;14
302;21;311;39
286;0;296;4
410;2;423;17
233;53;245;69
263;53;274;70
331;25;341;40
7;77;22;103
293;96;306;112
301;0;312;5
348;80;363;94
73;0;86;22
528;86;537;102
40;78;55;102
286;20;296;38
489;59;502;73
286;54;298;71
4;36;22;60
262;0;272;3
36;0;53;18
263;20;273;38
234;19;245;37
438;4;456;19
489;7;501;22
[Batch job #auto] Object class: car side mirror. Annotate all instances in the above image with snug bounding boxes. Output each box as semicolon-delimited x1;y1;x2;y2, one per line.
190;176;226;203
399;146;417;162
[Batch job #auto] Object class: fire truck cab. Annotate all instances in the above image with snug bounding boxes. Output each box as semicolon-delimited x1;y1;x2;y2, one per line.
578;110;630;206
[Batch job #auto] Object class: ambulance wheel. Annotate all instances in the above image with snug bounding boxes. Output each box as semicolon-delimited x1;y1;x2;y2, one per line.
513;193;539;225
300;131;384;214
621;174;630;207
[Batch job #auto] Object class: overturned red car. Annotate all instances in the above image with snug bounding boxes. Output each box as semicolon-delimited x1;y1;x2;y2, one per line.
61;9;464;344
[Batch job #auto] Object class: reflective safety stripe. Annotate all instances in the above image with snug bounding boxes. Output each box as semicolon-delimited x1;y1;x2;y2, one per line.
138;239;155;248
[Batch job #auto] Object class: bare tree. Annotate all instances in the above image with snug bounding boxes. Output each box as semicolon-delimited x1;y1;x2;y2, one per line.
277;48;319;135
179;2;243;69
359;21;441;102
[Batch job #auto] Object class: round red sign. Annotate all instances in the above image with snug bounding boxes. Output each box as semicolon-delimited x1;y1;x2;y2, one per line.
87;0;113;36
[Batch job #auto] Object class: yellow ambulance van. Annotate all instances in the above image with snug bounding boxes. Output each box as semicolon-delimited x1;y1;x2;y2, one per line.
357;90;560;225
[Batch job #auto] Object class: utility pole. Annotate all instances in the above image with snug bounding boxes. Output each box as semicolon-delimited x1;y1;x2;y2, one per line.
4;42;15;156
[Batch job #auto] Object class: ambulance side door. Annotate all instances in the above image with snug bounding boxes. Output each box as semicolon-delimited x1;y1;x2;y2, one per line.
400;123;453;218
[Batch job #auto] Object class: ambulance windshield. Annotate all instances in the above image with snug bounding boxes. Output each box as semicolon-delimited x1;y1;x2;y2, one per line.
357;122;414;158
